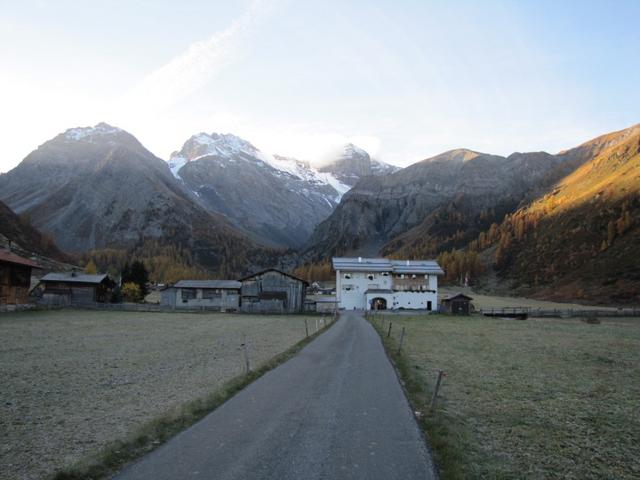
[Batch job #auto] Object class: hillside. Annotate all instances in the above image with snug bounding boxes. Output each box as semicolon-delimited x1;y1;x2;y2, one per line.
482;124;640;303
303;148;566;261
0;200;70;263
0;123;277;280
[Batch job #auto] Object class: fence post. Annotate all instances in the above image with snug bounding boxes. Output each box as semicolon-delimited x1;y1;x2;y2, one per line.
315;317;318;333
397;326;406;355
387;321;393;338
430;370;444;411
243;334;251;374
305;319;309;338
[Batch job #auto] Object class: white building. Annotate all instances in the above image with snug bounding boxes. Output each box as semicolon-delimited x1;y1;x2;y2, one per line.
332;257;444;311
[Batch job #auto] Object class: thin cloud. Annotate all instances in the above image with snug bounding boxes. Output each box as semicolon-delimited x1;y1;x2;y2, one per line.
123;0;270;115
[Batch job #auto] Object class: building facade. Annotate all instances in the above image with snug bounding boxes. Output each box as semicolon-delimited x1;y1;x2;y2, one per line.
39;272;115;305
0;251;40;305
161;280;241;311
332;257;444;311
240;269;307;313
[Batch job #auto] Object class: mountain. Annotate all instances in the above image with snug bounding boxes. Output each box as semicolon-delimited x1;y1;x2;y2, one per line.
0;200;68;262
0;123;275;280
317;143;400;186
483;124;640;303
168;133;351;248
303;148;565;260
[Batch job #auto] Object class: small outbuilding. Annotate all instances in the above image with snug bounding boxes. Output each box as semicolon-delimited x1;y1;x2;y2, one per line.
161;280;241;311
240;269;308;313
440;293;473;315
39;272;115;306
0;250;41;306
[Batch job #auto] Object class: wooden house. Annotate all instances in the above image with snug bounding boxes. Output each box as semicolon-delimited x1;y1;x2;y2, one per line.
39;272;115;306
0;250;41;305
440;293;473;315
161;280;241;311
240;269;308;313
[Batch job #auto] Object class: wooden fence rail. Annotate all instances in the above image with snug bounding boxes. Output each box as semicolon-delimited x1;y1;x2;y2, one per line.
479;307;640;318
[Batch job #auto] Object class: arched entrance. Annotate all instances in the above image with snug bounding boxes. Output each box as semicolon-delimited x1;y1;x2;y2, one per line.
371;297;387;310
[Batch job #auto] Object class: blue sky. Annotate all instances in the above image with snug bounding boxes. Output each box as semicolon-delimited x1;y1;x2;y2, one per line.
0;0;638;171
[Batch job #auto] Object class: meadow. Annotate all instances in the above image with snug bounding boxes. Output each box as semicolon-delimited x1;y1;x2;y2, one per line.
0;310;320;480
372;313;640;479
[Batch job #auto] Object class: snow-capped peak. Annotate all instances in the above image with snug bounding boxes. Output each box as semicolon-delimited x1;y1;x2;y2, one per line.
168;131;353;202
64;122;122;141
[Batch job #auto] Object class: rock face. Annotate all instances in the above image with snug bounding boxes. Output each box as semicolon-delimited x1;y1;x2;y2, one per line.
0;124;269;275
303;147;577;260
169;133;352;248
318;143;399;186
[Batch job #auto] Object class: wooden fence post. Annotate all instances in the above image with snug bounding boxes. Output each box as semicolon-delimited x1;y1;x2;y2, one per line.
243;334;251;373
387;321;393;338
430;370;444;411
397;326;406;355
305;319;309;338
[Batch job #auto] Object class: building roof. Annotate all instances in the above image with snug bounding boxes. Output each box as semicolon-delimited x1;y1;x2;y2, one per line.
40;272;109;284
442;293;474;302
0;250;41;269
173;280;241;290
239;268;309;285
332;257;444;275
390;260;445;275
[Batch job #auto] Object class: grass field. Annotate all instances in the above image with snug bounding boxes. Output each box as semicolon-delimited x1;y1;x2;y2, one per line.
372;313;640;479
439;287;617;311
0;310;323;480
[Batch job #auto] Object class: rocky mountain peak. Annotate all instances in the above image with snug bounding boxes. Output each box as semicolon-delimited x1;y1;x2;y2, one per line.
61;122;125;142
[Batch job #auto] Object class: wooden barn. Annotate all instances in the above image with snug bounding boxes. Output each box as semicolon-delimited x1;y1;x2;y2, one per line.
0;250;41;305
440;293;473;315
161;280;241;311
240;269;308;313
39;272;115;306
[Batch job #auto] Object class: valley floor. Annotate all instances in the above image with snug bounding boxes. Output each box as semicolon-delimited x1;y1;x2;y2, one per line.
372;313;640;479
0;310;312;480
439;287;619;311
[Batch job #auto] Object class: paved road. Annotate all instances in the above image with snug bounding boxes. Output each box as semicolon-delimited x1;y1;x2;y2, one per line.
114;311;437;480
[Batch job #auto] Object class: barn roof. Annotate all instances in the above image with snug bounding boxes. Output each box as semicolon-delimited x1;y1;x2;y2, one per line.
332;257;444;275
441;293;474;302
0;250;41;269
239;268;309;285
173;280;241;290
40;272;109;284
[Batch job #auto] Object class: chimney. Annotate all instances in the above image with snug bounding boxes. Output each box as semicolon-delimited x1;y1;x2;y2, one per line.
406;260;410;266
358;257;362;263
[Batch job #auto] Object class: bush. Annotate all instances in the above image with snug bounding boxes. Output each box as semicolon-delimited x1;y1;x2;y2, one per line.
121;282;143;303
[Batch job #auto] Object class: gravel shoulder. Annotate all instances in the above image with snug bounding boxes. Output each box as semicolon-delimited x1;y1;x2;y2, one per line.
0;310;313;480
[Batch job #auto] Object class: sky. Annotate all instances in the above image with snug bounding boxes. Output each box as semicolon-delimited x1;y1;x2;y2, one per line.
1;0;639;172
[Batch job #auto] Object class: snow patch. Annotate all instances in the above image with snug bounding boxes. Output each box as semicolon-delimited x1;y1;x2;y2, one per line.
64;123;122;141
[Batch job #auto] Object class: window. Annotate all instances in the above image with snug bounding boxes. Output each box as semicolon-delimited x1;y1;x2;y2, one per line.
367;274;375;280
424;274;428;279
411;274;417;279
382;272;389;277
343;285;353;291
427;301;432;311
344;273;351;279
202;289;221;300
181;289;196;302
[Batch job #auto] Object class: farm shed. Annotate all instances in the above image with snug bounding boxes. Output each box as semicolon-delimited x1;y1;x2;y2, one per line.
39;272;115;306
440;293;473;315
0;250;41;305
161;280;241;311
240;269;308;313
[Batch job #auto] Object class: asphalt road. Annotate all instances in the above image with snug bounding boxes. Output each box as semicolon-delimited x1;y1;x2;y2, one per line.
114;311;437;480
